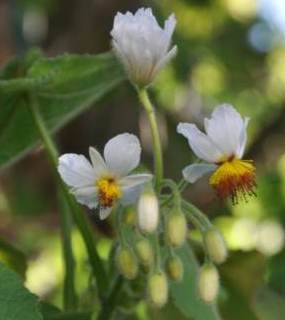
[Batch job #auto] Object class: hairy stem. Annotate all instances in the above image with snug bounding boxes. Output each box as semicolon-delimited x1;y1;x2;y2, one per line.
137;89;163;191
97;275;124;320
58;191;77;310
27;92;108;301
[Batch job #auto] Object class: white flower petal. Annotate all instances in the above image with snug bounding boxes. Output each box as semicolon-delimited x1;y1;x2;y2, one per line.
177;123;222;163
119;173;152;191
152;45;177;78
104;133;141;176
72;186;98;209
99;207;113;220
88;147;108;176
237;117;250;158
58;154;95;188
182;163;217;183
121;185;144;205
110;7;176;86
204;104;246;157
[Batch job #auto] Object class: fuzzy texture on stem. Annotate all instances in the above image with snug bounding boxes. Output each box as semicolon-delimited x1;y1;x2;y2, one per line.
138;89;163;190
58;191;77;310
27;93;108;301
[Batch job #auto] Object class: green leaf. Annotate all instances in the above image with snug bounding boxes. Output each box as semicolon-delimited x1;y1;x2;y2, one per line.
44;312;91;320
40;303;92;320
0;262;42;320
0;237;27;278
253;286;285;320
0;51;125;168
169;243;221;320
219;278;258;320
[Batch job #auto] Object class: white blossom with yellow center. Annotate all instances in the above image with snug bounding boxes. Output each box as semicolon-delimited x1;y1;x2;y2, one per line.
177;104;256;203
58;133;152;219
111;7;177;87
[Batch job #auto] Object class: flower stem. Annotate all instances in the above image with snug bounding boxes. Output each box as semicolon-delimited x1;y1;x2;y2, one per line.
58;190;77;310
182;200;212;230
137;89;163;191
27;92;108;301
97;275;124;320
161;179;181;208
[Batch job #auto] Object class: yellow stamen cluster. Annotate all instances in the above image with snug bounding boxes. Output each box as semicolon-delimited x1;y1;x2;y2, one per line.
96;176;122;208
209;158;256;203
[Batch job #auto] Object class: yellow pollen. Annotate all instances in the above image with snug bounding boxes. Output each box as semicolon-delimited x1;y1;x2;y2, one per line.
209;158;256;204
96;176;122;208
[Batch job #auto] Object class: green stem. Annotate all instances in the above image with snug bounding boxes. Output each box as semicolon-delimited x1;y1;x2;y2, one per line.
97;275;124;320
178;178;189;193
182;200;212;229
27;93;108;300
137;89;163;190
161;179;181;208
58;190;77;310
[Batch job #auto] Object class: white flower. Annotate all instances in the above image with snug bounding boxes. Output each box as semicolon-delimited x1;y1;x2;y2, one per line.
111;7;177;87
58;133;152;220
177;104;256;203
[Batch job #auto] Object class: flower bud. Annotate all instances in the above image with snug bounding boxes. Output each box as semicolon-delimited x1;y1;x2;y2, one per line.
135;239;154;271
111;8;177;87
116;246;138;280
204;228;227;264
198;264;219;303
137;189;159;233
166;256;184;282
148;272;168;308
166;212;187;247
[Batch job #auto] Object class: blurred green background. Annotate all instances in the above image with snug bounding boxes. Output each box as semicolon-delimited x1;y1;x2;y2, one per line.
1;0;285;319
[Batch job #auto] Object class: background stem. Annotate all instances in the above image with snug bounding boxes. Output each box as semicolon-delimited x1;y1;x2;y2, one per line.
27;92;108;301
97;275;124;320
138;89;163;191
58;190;77;310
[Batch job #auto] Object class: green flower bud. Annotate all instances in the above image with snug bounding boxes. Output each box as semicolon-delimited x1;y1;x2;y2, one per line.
198;264;219;303
116;246;138;280
148;272;168;308
166;256;184;282
166;212;187;247
204;228;227;264
137;188;159;233
135;239;154;270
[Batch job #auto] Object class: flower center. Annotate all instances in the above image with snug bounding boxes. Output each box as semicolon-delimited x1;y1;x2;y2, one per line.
209;158;256;204
96;176;122;208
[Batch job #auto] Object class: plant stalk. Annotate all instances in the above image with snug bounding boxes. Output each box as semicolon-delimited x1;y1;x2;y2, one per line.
137;89;163;191
27;92;108;301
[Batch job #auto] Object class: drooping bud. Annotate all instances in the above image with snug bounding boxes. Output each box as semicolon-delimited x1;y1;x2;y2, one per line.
116;246;138;280
166;211;187;247
204;228;228;264
148;272;168;308
135;239;154;271
166;255;184;282
198;264;219;303
137;187;159;233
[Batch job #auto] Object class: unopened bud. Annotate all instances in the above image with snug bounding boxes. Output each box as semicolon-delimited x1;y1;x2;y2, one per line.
204;228;227;264
116;246;138;280
166;212;187;247
135;239;154;270
137;189;159;233
198;264;219;303
148;272;168;308
123;206;136;226
166;256;184;282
